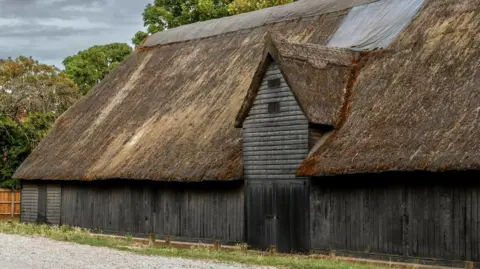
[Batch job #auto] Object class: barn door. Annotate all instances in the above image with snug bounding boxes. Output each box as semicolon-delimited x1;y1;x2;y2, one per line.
245;180;309;252
275;180;309;253
245;181;276;250
37;184;47;223
21;182;61;225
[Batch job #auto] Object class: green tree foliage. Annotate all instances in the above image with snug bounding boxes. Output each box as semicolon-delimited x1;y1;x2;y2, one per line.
63;43;132;95
132;31;150;47
132;0;297;46
228;0;295;15
0;113;55;189
0;56;80;118
0;56;80;189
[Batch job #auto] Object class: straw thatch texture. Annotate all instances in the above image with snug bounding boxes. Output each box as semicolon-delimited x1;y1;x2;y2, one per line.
142;0;376;47
276;41;354;126
235;36;354;127
299;0;480;176
14;11;349;182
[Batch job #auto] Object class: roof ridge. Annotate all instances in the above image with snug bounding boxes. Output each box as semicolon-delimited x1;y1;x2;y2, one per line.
141;0;377;48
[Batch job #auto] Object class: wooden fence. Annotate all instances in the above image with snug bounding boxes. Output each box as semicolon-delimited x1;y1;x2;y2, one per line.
0;188;21;219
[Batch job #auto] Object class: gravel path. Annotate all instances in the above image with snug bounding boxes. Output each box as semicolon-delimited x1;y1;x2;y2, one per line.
0;234;273;269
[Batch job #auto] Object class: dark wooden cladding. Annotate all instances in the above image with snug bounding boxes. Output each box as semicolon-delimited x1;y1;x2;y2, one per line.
37;184;47;223
245;180;309;252
60;180;244;244
20;183;38;223
310;172;480;264
21;182;62;224
243;62;309;181
243;61;310;253
46;184;61;225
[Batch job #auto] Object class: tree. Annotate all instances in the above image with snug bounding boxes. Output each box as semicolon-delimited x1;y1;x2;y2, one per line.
132;31;150;47
132;0;232;46
0;56;80;118
0;56;80;189
0;113;55;189
63;43;132;95
228;0;295;15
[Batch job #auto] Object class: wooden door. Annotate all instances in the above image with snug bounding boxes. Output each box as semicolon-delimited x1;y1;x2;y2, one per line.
245;180;309;252
245;181;275;250
275;180;309;253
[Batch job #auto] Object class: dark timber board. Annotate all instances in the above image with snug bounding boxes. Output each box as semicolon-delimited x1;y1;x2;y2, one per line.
245;180;309;253
20;183;38;223
243;61;310;253
57;180;244;244
310;171;480;264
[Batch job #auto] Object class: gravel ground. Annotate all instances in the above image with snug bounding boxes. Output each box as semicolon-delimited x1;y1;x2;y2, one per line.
0;234;273;269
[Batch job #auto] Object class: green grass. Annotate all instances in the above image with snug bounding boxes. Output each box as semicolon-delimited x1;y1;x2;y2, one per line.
0;221;392;269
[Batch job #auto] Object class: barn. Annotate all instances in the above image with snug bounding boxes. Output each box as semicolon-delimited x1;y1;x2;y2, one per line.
14;0;480;266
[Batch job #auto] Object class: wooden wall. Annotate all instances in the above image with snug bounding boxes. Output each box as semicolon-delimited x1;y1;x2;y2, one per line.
310;172;480;265
243;61;310;252
60;180;244;244
46;184;61;225
20;183;38;223
243;61;309;181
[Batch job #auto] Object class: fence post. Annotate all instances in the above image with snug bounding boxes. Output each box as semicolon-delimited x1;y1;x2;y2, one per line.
11;190;14;218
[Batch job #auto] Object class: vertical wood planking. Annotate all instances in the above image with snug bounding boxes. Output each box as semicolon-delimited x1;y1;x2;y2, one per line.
46;184;61;225
310;172;480;262
60;180;244;243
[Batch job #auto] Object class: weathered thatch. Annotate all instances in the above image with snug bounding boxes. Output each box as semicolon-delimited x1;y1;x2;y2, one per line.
235;35;354;127
299;0;480;176
142;0;376;47
14;4;357;182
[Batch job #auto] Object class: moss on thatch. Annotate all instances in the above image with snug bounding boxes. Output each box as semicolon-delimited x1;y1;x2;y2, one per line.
299;0;480;176
235;35;354;128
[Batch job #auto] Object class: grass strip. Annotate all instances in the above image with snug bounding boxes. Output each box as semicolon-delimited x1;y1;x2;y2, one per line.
0;221;392;269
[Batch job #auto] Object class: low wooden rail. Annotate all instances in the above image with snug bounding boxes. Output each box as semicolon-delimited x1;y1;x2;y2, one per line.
0;188;20;219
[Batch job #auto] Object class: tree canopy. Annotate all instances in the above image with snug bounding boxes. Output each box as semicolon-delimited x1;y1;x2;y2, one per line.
0;56;81;189
132;0;296;46
228;0;294;15
0;56;80;118
63;43;132;95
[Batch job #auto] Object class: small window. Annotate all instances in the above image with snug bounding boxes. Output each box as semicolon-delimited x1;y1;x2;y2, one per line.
268;102;280;114
268;78;281;89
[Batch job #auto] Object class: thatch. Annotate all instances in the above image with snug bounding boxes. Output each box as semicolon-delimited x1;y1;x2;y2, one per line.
14;8;352;182
299;0;480;176
235;35;354;127
142;0;376;48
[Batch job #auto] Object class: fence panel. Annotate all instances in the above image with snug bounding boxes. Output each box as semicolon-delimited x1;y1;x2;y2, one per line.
0;188;21;219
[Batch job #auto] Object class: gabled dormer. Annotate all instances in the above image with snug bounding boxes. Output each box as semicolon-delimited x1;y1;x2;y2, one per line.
236;34;355;155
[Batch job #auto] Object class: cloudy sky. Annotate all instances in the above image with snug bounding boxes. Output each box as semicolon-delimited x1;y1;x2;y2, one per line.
0;0;151;68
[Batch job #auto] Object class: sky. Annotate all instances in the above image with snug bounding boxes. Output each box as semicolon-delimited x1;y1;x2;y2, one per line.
0;0;151;68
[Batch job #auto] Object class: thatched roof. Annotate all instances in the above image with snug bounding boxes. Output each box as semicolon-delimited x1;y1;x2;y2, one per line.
142;0;376;47
235;35;354;127
14;0;365;182
299;0;480;176
16;0;474;182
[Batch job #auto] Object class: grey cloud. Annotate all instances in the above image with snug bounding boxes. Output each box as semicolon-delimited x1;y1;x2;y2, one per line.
0;0;151;67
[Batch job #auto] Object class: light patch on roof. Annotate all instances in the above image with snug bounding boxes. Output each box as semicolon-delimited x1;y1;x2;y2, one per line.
327;0;424;50
92;52;152;128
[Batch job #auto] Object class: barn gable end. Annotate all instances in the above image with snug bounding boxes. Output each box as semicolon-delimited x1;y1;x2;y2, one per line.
243;60;310;252
243;60;309;181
